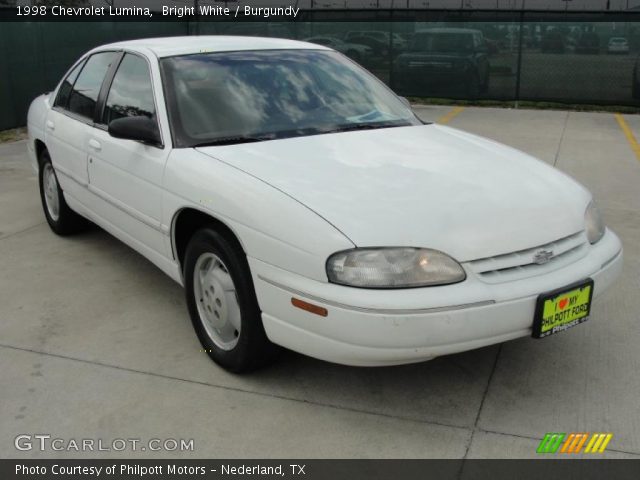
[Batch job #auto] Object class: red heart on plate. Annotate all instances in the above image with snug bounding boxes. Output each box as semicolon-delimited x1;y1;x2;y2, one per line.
558;298;568;310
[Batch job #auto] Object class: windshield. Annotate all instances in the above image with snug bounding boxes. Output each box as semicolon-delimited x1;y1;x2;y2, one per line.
411;33;474;53
160;50;420;147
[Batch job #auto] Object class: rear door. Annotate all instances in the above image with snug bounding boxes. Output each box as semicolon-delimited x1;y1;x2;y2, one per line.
86;52;169;256
45;51;118;194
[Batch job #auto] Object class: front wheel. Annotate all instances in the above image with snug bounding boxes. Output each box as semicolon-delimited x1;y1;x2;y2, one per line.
465;72;481;98
38;149;88;235
183;228;279;372
480;71;490;94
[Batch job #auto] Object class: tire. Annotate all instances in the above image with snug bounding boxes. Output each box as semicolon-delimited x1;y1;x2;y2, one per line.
480;72;490;94
38;149;88;235
465;72;481;98
183;228;279;373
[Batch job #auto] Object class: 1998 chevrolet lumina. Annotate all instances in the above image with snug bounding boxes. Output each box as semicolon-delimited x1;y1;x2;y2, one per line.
28;36;623;372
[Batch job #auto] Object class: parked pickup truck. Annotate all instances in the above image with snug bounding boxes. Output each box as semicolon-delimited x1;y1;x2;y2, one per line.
394;28;490;97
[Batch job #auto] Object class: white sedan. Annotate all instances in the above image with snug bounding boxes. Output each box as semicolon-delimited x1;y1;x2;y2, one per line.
27;36;622;372
607;37;629;54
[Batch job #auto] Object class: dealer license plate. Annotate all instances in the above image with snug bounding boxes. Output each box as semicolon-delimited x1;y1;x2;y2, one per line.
532;279;594;339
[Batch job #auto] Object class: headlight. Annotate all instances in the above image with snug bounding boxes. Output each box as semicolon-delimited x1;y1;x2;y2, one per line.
326;248;466;288
585;200;605;244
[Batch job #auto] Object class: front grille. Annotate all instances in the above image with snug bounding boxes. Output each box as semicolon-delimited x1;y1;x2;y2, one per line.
467;231;588;284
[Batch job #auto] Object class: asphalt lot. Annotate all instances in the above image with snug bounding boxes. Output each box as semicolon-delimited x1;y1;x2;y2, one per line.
0;105;639;459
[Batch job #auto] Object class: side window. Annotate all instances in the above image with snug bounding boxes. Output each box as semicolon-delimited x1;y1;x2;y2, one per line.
102;53;156;126
54;60;85;109
68;51;117;120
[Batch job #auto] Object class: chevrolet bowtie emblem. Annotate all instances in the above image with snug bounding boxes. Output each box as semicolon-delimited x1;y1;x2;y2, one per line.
533;250;554;265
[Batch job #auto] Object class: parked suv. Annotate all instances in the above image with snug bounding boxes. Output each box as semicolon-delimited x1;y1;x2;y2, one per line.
394;28;490;97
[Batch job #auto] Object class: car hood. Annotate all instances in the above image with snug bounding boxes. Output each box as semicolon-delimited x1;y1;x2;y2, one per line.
196;125;590;262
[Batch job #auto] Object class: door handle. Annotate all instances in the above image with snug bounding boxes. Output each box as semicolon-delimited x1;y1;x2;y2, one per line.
46;120;55;131
88;139;102;151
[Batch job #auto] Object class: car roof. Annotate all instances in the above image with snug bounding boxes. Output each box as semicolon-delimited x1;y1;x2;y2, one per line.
93;35;327;58
414;28;482;35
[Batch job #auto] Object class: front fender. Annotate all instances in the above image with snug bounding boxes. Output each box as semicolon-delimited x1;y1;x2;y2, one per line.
163;149;355;282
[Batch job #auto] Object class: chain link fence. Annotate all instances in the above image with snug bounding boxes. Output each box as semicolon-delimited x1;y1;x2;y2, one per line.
2;12;640;130
0;20;187;130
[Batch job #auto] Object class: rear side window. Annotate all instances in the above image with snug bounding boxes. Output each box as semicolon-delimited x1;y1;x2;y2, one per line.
102;53;156;125
54;60;85;109
68;51;117;120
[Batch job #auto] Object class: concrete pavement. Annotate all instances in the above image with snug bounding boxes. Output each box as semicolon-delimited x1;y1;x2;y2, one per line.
0;106;638;458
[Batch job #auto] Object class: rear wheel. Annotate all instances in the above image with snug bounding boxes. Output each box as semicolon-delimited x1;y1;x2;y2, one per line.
183;228;279;372
38;149;88;235
465;72;481;98
480;71;490;94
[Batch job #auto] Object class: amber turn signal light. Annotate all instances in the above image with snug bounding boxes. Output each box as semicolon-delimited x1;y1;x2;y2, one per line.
291;297;328;317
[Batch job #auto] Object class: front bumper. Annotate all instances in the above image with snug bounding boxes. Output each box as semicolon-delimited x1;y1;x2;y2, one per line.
250;229;623;366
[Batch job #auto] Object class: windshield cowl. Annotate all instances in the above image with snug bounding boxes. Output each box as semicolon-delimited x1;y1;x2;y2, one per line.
191;121;417;147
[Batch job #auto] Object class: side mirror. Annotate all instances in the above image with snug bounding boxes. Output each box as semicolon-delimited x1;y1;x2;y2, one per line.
108;116;162;147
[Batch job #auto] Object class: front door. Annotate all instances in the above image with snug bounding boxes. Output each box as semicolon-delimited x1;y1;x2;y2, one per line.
86;52;169;257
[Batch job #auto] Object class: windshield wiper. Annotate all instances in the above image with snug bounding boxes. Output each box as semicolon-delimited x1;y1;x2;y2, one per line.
192;135;273;147
191;123;412;146
321;122;411;135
